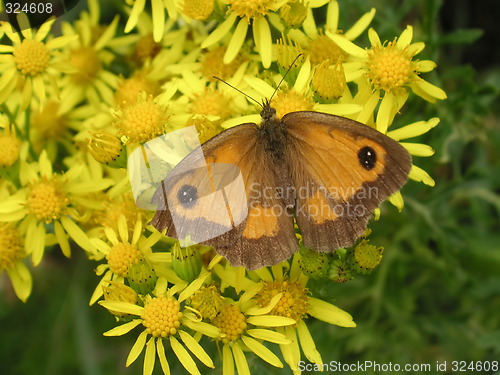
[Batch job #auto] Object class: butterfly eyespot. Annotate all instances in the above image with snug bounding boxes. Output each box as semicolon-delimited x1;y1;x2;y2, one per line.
358;146;377;170
177;184;198;208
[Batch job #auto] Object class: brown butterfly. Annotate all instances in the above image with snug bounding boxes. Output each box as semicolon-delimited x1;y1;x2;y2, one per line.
150;100;412;270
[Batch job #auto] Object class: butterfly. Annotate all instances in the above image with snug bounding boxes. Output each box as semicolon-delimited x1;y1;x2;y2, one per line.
150;100;412;270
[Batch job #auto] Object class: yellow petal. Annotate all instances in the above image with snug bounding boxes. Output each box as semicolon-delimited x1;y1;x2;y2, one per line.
170;336;201;375
54;221;71;258
397;25;413;48
416;60;437;73
7;261;32;302
156;339;171;375
253;17;272;68
246;315;295;327
400;142;435;157
241;335;283;367
224;18;248;64
99;301;144;316
151;0;165;42
246;328;291;344
201;13;238;48
308;298;356;327
60;216;97;252
30;221;46;266
179;272;210;302
345;8;376;41
179;330;214;368
297;320;322;365
89;270;112;305
326;1;339;31
231;342;250;375
388;191;404;211
223;344;235;375
143;337;156;375
326;32;368;58
409;165;435;186
412;79;447;100
126;330;148;366
368;27;381;47
279;327;300;372
182;319;221;338
376;91;395;134
387;118;440;141
125;0;145;33
245;293;282;315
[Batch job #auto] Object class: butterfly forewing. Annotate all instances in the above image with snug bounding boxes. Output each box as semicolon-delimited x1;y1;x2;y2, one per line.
151;122;298;269
282;111;412;251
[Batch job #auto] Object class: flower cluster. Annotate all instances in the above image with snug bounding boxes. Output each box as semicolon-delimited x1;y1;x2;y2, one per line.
0;1;445;374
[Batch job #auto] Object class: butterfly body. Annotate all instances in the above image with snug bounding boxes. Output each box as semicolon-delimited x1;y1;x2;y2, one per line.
151;103;412;270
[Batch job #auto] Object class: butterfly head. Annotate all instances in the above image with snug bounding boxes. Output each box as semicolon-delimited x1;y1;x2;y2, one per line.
260;99;277;122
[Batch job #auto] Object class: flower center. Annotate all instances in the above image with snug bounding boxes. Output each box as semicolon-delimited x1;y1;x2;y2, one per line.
191;88;233;120
212;305;247;344
227;0;275;19
366;41;414;92
271;90;314;119
142;296;183;338
94;194;145;235
69;46;102;84
312;58;346;100
106;242;140;276
255;280;309;322
27;177;69;223
103;282;138;317
114;75;160;107
0;127;20;167
307;34;345;66
31;101;68;140
113;97;170;144
189;286;223;320
201;47;245;81
0;224;23;270
182;0;214;20
133;33;161;63
13;39;50;76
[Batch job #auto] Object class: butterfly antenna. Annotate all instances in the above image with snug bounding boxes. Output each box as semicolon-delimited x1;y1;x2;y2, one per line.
269;53;303;103
213;76;263;108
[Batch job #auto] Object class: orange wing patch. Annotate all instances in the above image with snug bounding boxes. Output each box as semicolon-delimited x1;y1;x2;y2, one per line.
242;205;280;239
303;190;338;224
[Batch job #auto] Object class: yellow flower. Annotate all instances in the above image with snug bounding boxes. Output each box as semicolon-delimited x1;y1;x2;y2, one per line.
89;214;163;304
328;25;447;132
0;150;113;265
0;15;76;110
388;117;441;188
124;0;179;42
200;0;327;68
222;58;362;128
59;0;121;107
248;256;356;374
113;93;171;145
203;277;295;374
0;124;21;167
288;1;375;66
0;222;32;302
100;276;220;375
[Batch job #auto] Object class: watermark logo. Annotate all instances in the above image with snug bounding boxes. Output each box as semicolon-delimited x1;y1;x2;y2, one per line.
1;1;80;32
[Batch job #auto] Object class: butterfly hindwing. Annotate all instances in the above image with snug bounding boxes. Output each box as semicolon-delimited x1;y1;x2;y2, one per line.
282;111;412;251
